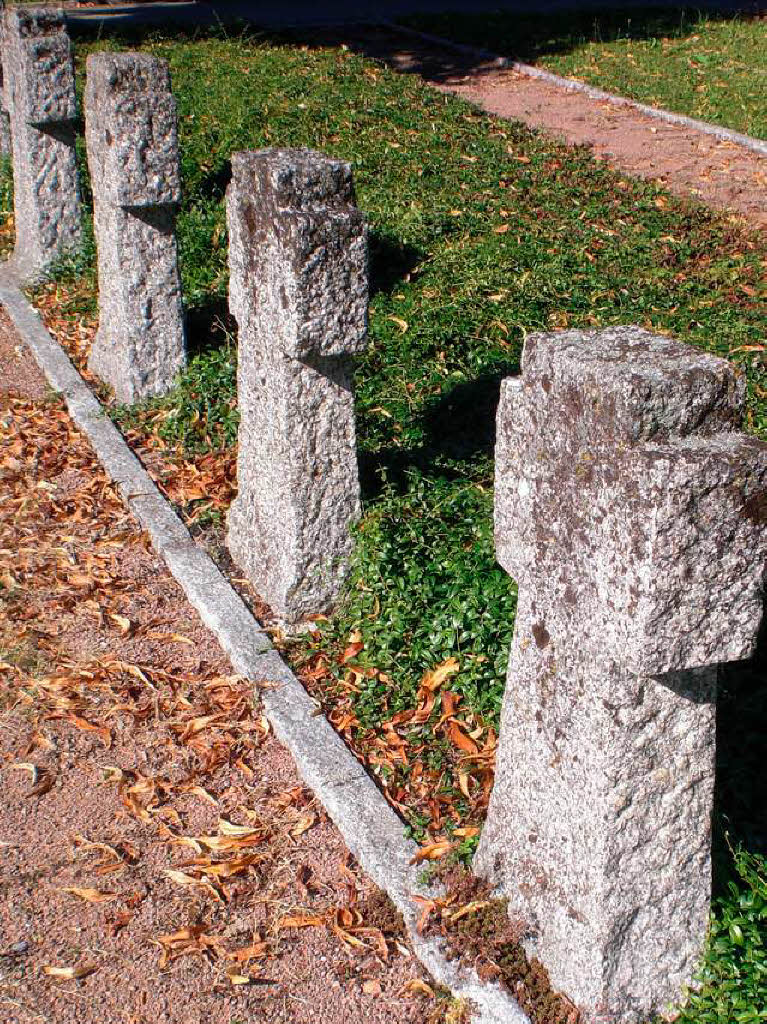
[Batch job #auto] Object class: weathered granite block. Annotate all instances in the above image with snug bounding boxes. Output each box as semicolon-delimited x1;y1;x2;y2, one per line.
474;326;767;1022
0;4;11;158
226;148;368;624
2;6;80;279
85;52;185;403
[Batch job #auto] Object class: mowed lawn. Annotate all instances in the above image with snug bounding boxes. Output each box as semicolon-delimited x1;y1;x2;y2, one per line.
404;8;767;140
2;23;765;1021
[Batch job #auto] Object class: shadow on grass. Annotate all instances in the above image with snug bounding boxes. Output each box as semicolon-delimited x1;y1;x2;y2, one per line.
713;602;767;891
68;7;763;91
277;6;761;85
185;293;234;359
359;362;518;500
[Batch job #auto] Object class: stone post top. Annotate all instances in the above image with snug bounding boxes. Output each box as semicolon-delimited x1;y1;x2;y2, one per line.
85;51;171;95
4;5;75;127
520;325;745;441
231;148;357;212
85;49;180;209
495;325;767;675
3;6;65;36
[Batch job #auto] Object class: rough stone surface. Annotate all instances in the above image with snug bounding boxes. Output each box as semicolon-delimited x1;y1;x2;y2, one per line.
2;5;80;280
0;3;11;158
474;326;767;1022
226;148;368;623
85;51;185;404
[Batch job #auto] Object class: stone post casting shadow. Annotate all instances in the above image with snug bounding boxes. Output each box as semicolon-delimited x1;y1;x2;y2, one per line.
2;5;80;281
226;148;368;625
474;327;767;1022
85;52;185;404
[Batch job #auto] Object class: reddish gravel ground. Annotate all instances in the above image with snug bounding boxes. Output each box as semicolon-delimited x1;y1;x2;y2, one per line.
0;311;443;1024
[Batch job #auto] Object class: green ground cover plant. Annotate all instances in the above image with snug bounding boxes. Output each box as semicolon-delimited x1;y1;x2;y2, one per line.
2;22;765;1018
403;7;767;140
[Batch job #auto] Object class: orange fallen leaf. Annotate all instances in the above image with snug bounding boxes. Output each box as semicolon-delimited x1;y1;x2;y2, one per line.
453;826;480;839
362;979;382;996
60;887;118;904
401;978;435;998
410;840;453;864
229;942;268;963
340;640;364;664
421;658;460;693
280;913;324;929
447;720;479;755
143;631;194;645
107;613;132;635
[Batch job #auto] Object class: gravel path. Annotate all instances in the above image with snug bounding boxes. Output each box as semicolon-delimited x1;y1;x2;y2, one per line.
312;23;766;232
0;310;439;1024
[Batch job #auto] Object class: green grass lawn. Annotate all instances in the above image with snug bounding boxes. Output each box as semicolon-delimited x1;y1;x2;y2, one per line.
403;8;767;140
3;21;766;1020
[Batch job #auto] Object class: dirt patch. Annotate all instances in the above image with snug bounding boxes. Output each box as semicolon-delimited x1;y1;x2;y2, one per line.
418;866;580;1024
0;352;437;1022
310;23;767;232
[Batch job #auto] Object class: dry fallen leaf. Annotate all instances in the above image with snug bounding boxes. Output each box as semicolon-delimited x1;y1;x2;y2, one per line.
279;913;324;929
60;887;118;904
42;964;97;981
226;969;252;986
387;315;408;334
289;814;317;838
401;978;435;998
107;613;132;636
410;840;454;864
362;979;382;996
228;942;268;963
420;657;460;693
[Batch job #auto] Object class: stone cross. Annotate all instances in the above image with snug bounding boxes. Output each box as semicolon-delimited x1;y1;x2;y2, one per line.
84;52;185;404
226;148;368;624
2;6;80;280
474;326;767;1022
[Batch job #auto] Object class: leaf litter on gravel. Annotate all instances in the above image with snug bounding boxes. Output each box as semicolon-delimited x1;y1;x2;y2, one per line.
0;392;438;1022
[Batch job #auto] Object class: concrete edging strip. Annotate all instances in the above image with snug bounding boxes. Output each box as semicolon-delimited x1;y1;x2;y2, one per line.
381;20;767;159
0;270;529;1024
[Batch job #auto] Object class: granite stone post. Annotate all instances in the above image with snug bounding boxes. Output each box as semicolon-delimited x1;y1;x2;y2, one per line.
474;327;767;1022
85;52;185;404
226;148;368;624
0;3;12;158
2;6;80;280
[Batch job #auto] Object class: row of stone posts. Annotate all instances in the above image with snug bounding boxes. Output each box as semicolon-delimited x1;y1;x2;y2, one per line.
1;6;365;623
3;9;766;1024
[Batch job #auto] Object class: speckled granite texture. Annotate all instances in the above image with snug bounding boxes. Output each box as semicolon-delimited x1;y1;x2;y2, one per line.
0;3;11;158
474;326;767;1022
2;5;80;280
226;148;368;624
85;51;185;403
